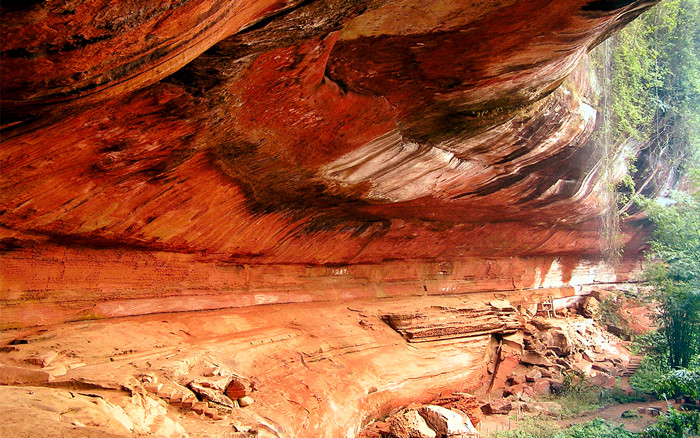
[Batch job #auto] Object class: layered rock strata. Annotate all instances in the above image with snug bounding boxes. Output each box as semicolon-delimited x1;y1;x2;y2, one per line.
383;302;521;342
1;0;658;328
0;1;660;436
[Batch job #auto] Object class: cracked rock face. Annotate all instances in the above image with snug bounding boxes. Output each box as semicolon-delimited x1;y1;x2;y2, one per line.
1;0;656;327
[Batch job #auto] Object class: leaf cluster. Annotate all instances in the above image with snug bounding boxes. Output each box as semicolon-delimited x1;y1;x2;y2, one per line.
641;407;700;437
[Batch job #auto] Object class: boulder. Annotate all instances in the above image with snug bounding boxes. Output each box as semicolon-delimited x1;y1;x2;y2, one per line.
225;378;249;400
531;318;553;330
418;405;476;436
0;364;52;385
191;376;231;393
433;392;483;428
525;368;542;382
450;409;479;435
524;336;548;355
481;398;512;415
580;296;601;319
502;332;525;352
188;382;235;408
492;355;521;390
25;351;59;368
582;349;596;362
549;380;564;394
520;352;553;367
589;371;615;388
543;328;573;356
571;359;592;375
490;300;515;311
536;367;553;378
592;361;617;376
532;380;551;396
509;373;527;385
390;410;437;438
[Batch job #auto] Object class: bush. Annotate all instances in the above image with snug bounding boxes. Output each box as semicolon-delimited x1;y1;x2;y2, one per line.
630;356;669;395
549;371;644;417
554;418;637;438
493;417;561;438
630;332;667;358
641;407;700;438
652;369;700;400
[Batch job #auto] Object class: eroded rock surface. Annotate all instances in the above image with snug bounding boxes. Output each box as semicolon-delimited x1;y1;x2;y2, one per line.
1;0;658;328
0;0;660;436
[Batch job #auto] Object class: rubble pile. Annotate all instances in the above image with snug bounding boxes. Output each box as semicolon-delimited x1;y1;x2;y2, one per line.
482;301;637;417
365;294;642;437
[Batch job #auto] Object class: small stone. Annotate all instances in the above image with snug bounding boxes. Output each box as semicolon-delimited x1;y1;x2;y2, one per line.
238;396;254;407
140;373;157;384
204;407;218;418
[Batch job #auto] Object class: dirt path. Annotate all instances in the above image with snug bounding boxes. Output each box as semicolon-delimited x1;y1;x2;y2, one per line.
478;400;672;436
556;400;671;433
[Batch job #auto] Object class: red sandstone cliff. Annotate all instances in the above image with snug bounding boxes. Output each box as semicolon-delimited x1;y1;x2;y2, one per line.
0;1;661;436
1;0;657;328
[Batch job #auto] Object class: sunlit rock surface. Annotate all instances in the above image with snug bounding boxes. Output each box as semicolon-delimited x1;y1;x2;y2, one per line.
1;1;657;436
1;0;656;327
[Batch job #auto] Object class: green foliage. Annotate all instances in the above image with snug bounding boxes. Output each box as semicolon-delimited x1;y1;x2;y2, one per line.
641;407;700;437
493;417;561;438
642;193;700;368
495;418;637;438
608;20;660;141
548;371;645;417
631;331;668;357
595;292;638;338
622;409;642;418
555;419;637;438
609;0;700;157
549;372;607;417
630;355;670;395
652;368;700;399
591;0;700;262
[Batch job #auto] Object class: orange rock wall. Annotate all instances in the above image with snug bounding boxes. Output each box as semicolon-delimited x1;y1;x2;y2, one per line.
1;239;643;328
1;0;656;328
